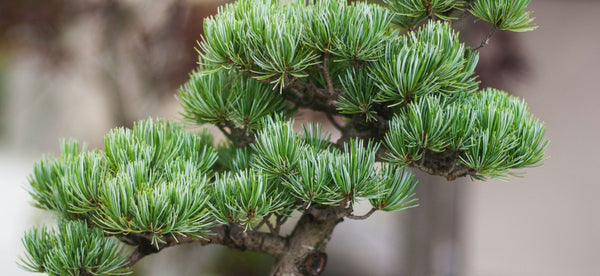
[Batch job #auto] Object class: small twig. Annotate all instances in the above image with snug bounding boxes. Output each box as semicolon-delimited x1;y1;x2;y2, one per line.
274;215;288;234
447;151;461;176
278;215;288;227
127;249;145;266
320;54;335;97
217;120;255;147
346;208;377;220
473;26;498;50
255;215;270;230
326;113;343;131
265;218;277;235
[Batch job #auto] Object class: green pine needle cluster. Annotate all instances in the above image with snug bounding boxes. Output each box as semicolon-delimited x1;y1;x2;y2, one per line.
471;0;537;32
384;89;548;179
21;0;547;274
385;0;466;28
20;219;130;276
28;119;217;250
178;69;289;135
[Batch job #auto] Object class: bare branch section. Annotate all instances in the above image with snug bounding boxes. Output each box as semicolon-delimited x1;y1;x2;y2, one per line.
473;25;498;50
125;224;286;268
216;120;255;147
346;208;377;220
376;147;477;181
124;205;352;276
321;54;335;97
282;79;340;114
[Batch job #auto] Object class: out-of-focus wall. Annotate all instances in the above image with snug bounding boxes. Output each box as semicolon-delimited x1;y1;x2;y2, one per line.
462;1;600;275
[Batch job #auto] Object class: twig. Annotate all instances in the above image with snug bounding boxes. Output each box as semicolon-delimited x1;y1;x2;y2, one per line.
216;120;255;147
346;208;377;220
326;113;343;131
255;215;270;230
274;215;288;234
447;151;461;176
265;218;277;235
320;54;335;97
473;26;497;50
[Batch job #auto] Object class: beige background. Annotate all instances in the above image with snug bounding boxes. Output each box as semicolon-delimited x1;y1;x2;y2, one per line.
463;1;600;275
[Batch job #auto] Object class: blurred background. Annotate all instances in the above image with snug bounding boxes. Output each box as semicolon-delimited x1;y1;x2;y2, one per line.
1;0;598;275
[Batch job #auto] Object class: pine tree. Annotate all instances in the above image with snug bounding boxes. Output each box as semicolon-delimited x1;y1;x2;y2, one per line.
19;0;547;275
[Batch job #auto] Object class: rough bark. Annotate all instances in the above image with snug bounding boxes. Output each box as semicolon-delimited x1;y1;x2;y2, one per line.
271;206;347;276
125;224;287;267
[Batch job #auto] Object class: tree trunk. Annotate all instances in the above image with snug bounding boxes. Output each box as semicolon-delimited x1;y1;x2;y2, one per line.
271;212;343;276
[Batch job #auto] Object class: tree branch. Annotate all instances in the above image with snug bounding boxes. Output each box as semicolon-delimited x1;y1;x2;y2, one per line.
274;214;288;235
265;218;277;235
282;79;340;114
473;25;498;50
320;54;335;97
411;150;477;180
345;208;377;220
216;120;255;147
376;147;477;181
125;224;287;268
326;113;343;132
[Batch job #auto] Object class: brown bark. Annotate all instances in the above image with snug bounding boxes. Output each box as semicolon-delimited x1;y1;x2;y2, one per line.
125;206;350;276
271;206;346;276
126;224;286;267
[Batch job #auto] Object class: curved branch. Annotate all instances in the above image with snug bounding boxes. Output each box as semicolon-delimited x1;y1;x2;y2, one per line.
326;113;344;131
346;208;377;220
377;147;477;181
320;54;335;97
473;25;498;50
125;224;286;268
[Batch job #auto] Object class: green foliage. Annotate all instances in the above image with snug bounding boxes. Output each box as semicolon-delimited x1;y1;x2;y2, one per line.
326;2;395;62
251;119;307;179
301;123;333;153
28;118;218;246
28;140;102;219
95;160;214;245
460;89;548;178
21;0;548;274
178;69;289;129
384;0;466;28
337;69;380;121
369;165;419;211
385;96;453;164
20;219;130;276
329;140;381;201
283;151;341;207
200;0;318;88
384;89;548;179
470;0;537;32
211;170;284;227
370;22;478;105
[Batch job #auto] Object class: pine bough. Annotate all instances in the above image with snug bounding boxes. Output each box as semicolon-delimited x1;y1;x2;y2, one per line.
20;0;547;275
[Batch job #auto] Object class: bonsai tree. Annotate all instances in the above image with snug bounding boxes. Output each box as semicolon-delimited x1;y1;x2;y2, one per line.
19;0;547;275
